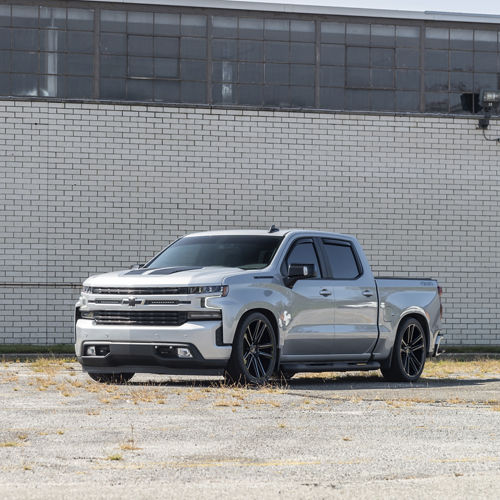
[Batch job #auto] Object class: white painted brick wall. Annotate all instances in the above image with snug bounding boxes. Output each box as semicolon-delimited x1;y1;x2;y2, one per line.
1;99;499;345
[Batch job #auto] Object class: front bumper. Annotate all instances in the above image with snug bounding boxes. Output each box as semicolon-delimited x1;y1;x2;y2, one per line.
75;319;232;374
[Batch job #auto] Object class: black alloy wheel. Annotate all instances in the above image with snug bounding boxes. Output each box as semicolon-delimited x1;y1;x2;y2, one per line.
381;317;427;382
225;312;277;385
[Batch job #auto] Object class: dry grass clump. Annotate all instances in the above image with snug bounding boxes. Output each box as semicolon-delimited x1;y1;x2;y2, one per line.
423;359;500;378
28;358;73;376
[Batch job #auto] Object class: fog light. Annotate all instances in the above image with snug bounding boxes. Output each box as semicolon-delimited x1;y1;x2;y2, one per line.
177;347;193;359
85;346;96;356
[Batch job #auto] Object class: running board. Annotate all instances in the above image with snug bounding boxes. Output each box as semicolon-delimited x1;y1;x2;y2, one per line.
281;361;381;373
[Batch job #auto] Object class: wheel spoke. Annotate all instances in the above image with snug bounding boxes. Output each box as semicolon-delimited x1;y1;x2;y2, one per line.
245;326;253;344
253;320;262;342
258;343;273;350
255;356;266;378
254;322;266;343
243;351;252;364
248;355;257;377
259;351;273;359
409;350;422;369
410;334;423;348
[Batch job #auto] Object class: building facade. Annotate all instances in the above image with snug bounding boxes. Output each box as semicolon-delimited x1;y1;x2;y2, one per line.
1;0;499;345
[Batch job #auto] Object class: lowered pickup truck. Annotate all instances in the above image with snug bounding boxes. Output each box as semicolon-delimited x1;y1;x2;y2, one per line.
75;228;443;384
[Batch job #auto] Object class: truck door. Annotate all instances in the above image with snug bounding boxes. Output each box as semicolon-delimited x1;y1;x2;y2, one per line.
280;238;336;357
320;238;379;357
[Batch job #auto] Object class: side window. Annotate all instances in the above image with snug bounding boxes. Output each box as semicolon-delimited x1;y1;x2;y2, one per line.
323;240;360;280
285;241;321;278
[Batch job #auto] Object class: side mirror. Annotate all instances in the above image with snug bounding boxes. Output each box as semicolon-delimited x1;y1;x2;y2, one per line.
287;263;316;280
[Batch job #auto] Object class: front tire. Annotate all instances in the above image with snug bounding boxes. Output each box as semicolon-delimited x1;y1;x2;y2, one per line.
225;312;277;385
88;373;134;384
381;318;427;382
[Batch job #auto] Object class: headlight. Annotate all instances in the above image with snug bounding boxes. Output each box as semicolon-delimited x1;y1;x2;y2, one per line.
188;285;228;296
82;286;92;294
80;311;94;319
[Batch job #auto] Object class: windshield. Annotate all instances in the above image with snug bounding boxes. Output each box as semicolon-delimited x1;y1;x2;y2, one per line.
145;235;283;270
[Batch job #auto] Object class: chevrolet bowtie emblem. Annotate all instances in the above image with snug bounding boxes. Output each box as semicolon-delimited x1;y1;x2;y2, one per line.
122;296;137;306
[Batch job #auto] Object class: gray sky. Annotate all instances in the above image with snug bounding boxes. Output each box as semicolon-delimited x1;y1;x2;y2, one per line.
235;0;500;16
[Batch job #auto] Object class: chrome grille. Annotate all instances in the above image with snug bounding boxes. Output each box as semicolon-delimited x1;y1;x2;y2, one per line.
90;287;190;295
93;310;188;326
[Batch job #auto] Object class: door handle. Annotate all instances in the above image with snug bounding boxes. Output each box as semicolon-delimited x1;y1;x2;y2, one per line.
319;289;332;297
362;290;373;297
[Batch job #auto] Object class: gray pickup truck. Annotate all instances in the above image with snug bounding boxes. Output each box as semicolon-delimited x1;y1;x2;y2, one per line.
75;228;443;384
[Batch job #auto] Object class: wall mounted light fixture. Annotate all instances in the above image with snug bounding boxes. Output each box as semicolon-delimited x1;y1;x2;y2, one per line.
478;90;500;142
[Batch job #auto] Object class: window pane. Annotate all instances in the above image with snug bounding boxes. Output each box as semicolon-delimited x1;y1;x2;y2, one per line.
239;39;263;61
450;72;473;91
101;33;126;55
320;87;344;109
450;29;473;50
425;28;448;49
371;24;395;47
264;19;289;41
154;37;179;58
239;18;263;40
67;31;93;53
346;67;370;87
212;82;236;104
100;78;126;99
11;73;38;95
128;35;153;57
155;13;179;36
155;58;178;78
66;54;93;76
0;27;10;49
474;52;497;73
40;52;64;75
396;26;420;48
212;16;237;38
265;63;288;84
474;72;498;92
0;5;10;27
128;12;153;35
290;85;314;107
347;46;369;66
287;242;320;272
181;37;206;59
323;243;359;279
127;79;153;101
181;80;206;103
128;57;153;77
65;76;93;98
371;68;393;88
321;22;345;44
212;61;237;82
346;24;369;45
181;15;206;37
12;6;37;28
40;29;65;52
0;73;9;94
396;48;419;68
320;66;344;87
425;92;448;112
265;41;289;62
290;42;314;64
371;48;394;68
40;7;66;30
39;73;62;96
180;60;206;80
101;10;126;33
424;50;448;71
450;51;473;72
371;90;394;110
449;93;469;113
100;55;126;77
425;71;448;91
290;64;314;86
12;29;38;50
238;84;263;105
396;90;419;111
212;39;237;60
68;9;93;31
12;51;38;73
474;30;497;51
291;20;315;42
154;80;180;102
396;69;420;90
0;50;9;71
264;85;289;106
346;88;369;109
320;44;344;65
238;62;263;83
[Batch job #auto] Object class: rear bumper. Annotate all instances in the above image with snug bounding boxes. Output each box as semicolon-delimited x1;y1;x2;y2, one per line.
432;332;444;357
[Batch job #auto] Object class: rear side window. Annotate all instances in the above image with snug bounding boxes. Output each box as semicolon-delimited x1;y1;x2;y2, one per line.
285;241;322;278
323;240;360;279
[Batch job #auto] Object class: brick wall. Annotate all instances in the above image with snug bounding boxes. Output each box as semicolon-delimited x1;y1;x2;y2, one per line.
1;99;499;345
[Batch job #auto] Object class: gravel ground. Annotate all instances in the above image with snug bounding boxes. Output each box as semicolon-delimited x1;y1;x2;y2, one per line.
0;359;499;499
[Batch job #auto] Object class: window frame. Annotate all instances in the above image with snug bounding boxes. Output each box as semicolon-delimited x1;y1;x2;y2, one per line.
280;237;325;280
318;238;363;280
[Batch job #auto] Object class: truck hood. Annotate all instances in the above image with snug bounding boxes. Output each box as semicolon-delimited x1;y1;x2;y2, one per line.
83;266;248;288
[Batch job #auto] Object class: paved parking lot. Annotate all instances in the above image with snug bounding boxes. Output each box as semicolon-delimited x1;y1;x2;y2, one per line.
0;358;499;499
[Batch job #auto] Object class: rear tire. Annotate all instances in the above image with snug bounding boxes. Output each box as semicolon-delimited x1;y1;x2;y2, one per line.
88;373;134;384
225;312;277;385
381;317;427;382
